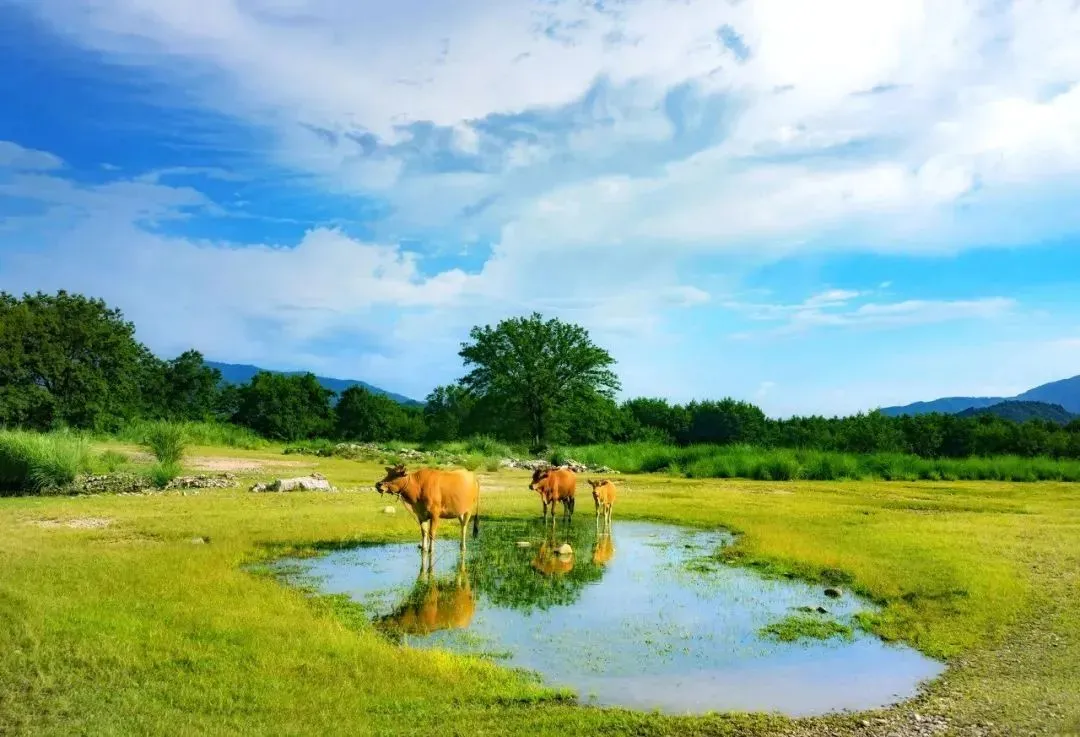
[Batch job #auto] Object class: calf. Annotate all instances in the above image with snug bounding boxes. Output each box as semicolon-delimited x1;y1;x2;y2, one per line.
529;466;576;523
588;478;617;529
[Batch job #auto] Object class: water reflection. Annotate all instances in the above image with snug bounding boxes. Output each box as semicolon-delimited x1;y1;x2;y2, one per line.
591;533;615;567
281;521;944;717
378;559;476;636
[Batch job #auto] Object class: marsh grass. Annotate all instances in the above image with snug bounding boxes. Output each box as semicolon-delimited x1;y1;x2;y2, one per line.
760;613;855;643
0;430;92;495
563;442;1080;482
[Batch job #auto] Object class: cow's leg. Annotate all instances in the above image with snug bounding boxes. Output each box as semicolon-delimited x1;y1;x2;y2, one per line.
429;515;440;553
419;519;430;553
458;514;469;553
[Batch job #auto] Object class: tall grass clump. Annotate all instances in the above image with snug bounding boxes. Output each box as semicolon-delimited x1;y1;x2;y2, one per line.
113;420;267;450
141;422;188;466
0;430;92;495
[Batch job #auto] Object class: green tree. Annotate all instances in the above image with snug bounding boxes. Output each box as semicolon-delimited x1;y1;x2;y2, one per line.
458;313;620;447
684;398;768;445
423;384;475;442
149;350;223;421
233;371;333;440
335;386;424;441
621;397;690;443
0;290;158;430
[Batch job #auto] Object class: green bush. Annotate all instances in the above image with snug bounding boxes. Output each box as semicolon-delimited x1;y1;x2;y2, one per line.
141;422;187;465
0;430;92;495
146;461;181;489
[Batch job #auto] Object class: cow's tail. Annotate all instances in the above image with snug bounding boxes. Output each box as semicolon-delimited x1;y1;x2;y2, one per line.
472;478;481;538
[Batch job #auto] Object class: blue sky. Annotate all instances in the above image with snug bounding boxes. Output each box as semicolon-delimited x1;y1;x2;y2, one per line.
2;0;1079;416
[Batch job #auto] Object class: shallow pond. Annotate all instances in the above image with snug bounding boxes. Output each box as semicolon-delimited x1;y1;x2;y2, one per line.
278;520;943;717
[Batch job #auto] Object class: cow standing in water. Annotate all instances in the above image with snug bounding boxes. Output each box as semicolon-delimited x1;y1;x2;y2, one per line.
375;465;480;558
529;466;576;524
588;478;617;530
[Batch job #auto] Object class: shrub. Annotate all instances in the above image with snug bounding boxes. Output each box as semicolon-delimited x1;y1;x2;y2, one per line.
0;430;91;495
142;422;187;465
146;461;181;489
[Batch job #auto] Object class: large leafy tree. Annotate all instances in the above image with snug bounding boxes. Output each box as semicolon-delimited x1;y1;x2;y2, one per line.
336;386;424;441
148;350;223;421
458;313;619;447
0;290;158;430
422;384;475;442
233;371;334;441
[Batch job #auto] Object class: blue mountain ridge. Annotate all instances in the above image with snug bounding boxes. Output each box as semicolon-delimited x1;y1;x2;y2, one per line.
205;361;423;407
880;374;1080;417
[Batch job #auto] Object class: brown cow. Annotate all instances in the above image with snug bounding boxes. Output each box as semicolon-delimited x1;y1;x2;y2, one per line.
529;466;576;523
588;478;617;529
381;559;475;635
375;464;480;555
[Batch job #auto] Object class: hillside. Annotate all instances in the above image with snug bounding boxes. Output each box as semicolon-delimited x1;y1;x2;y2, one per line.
882;374;1080;417
1015;375;1080;413
206;361;422;406
955;401;1076;424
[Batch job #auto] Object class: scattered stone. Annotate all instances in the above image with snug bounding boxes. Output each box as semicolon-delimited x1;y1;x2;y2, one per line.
382;506;397;515
70;473;147;495
189;536;209;545
515;541;532;548
824;587;843;598
166;473;237;490
556;543;573;556
250;473;335;493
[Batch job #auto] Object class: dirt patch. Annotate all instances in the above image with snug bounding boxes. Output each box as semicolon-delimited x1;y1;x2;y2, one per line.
187;456;308;473
33;517;114;530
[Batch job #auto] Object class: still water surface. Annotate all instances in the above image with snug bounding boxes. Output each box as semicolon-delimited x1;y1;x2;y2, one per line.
279;520;943;716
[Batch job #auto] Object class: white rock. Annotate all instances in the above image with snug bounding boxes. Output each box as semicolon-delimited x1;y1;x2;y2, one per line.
515;541;531;548
382;506;396;515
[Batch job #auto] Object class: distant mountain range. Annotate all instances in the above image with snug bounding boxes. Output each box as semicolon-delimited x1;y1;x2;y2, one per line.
955;400;1076;425
881;374;1080;419
206;361;423;407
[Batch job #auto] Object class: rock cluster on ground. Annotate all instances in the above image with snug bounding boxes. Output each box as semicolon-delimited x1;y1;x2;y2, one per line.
250;472;335;493
281;441;618;475
68;472;238;495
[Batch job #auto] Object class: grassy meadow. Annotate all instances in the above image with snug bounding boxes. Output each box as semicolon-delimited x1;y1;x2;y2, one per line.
1;437;1079;736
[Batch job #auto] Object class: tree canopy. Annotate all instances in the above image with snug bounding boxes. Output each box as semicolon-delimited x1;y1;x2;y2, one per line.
458;312;620;447
3;291;1080;461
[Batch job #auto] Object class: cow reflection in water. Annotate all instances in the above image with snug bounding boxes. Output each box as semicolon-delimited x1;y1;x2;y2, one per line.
592;533;615;567
380;558;475;635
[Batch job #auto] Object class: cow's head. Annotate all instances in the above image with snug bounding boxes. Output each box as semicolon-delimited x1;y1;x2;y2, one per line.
375;464;409;495
529;466;551;492
587;478;604;489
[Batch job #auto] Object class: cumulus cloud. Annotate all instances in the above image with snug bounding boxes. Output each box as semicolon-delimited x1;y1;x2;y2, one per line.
20;0;1080;256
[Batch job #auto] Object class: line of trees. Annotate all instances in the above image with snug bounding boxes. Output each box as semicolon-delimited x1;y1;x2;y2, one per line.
3;291;1080;459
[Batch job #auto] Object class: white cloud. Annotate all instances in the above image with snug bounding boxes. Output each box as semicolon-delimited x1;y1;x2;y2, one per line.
0;141;65;171
726;289;1016;338
19;0;1080;262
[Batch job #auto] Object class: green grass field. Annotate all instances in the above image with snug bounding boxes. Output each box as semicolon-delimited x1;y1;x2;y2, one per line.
1;442;1078;736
